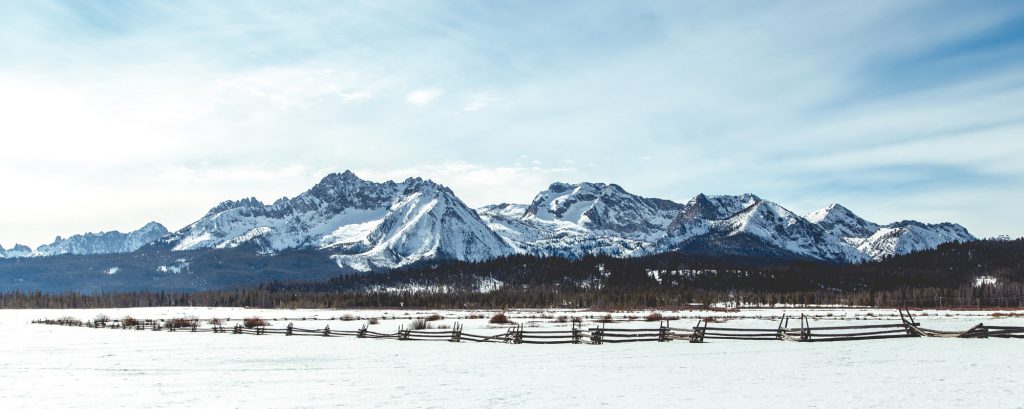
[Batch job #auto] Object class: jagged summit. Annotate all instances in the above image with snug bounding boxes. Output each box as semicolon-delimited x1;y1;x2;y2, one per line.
207;197;264;216
26;222;169;257
483;184;972;263
2;172;979;268
0;243;33;259
805;203;880;241
162;172;511;270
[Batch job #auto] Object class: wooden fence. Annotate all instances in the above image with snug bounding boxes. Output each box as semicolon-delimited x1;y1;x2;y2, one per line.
31;308;1024;345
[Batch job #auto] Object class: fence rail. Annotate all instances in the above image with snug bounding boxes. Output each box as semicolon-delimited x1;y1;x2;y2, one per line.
31;308;1024;345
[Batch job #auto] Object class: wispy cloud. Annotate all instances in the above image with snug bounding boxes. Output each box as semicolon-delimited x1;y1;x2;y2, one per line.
1;1;1024;246
463;95;503;111
405;88;444;106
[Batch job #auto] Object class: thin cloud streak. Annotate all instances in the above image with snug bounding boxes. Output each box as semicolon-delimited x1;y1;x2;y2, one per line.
1;1;1023;246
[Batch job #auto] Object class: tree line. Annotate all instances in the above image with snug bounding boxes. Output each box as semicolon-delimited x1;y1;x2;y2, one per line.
1;238;1021;309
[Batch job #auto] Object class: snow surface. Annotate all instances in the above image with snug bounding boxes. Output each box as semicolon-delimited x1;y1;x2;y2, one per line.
2;307;1022;409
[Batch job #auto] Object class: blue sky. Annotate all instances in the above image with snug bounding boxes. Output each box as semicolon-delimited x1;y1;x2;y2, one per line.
2;0;1024;247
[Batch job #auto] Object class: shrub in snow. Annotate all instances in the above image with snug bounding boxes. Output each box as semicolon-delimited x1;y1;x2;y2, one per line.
424;313;443;321
368;318;380;325
411;319;430;330
489;312;511;324
94;314;110;324
166;316;198;329
645;313;663;322
244;317;269;328
121;316;140;327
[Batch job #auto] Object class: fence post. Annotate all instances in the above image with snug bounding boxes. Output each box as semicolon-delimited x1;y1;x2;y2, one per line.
689;319;706;343
590;324;604;345
323;325;330;337
450;322;462;342
800;315;811;341
357;324;367;338
572;321;581;344
286;323;293;336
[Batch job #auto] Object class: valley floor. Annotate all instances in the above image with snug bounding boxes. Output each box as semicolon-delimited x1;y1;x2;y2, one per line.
1;307;1022;408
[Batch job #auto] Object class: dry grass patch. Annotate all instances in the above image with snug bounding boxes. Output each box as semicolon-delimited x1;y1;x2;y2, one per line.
489;312;513;325
243;317;269;328
410;318;431;330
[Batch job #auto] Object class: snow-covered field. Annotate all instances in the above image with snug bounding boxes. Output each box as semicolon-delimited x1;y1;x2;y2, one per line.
1;307;1022;409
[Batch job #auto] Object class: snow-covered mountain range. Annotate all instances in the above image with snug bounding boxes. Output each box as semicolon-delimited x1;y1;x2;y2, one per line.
0;222;167;259
478;183;974;263
1;172;977;268
0;243;33;259
158;171;512;271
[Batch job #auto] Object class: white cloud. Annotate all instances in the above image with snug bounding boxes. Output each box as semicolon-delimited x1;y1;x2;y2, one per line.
405;88;444;106
463;95;503;111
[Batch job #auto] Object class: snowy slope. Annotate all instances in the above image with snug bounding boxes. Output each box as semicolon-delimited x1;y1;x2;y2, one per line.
805;203;880;242
697;200;867;262
662;193;761;244
856;221;975;259
162;171;512;271
1;222;169;258
478;182;682;258
0;243;33;259
484;182;974;263
34;222;168;257
804;205;975;260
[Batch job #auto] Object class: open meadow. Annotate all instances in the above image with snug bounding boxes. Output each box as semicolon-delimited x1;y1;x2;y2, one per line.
1;307;1022;408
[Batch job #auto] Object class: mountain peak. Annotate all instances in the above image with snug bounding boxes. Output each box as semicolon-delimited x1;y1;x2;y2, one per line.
805;203;852;223
139;221;168;233
401;177;453;196
207;197;265;215
0;243;34;257
315;170;365;188
29;222;170;257
683;193;761;220
805;203;879;241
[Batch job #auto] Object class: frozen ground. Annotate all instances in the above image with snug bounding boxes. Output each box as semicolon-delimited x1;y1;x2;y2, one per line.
1;307;1022;409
